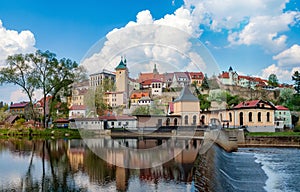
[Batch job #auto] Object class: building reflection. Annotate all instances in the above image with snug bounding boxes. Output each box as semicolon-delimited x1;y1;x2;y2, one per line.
67;137;203;191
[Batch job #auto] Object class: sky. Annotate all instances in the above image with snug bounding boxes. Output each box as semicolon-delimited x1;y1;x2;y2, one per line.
0;0;300;103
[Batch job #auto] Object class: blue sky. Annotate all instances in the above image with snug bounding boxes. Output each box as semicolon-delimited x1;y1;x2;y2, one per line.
0;0;300;103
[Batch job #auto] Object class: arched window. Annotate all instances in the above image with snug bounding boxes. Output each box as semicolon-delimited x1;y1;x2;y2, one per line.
258;112;261;122
166;118;170;126
174;118;178;126
201;115;205;125
229;113;232;122
249;112;252;122
267;112;270;122
185;115;189;125
193;115;197;125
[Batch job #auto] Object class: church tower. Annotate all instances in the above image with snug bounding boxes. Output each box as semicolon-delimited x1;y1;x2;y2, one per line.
115;57;129;100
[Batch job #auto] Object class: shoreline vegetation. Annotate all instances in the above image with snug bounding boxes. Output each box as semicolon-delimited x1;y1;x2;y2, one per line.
1;128;300;148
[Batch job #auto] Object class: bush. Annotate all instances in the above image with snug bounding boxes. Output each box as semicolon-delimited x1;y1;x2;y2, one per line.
294;125;300;132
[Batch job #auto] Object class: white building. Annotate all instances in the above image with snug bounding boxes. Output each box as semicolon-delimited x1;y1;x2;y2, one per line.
151;79;163;96
69;105;87;118
275;105;292;129
69;115;137;130
89;70;115;88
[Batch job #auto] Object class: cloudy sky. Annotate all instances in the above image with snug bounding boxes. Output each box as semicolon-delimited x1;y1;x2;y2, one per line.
0;0;299;103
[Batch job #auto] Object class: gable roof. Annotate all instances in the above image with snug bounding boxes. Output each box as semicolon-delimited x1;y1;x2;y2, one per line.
173;86;198;102
275;105;289;110
10;102;29;108
69;105;86;110
234;100;276;109
130;92;149;99
189;72;204;80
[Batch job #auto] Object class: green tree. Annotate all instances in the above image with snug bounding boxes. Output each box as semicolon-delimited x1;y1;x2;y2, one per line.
0;53;37;121
28;50;80;127
292;71;300;94
132;106;150;115
201;74;209;90
226;92;245;109
198;94;211;111
279;88;294;107
268;73;279;87
84;78;115;116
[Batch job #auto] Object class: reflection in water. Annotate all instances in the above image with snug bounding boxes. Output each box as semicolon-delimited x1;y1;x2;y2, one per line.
0;137;204;191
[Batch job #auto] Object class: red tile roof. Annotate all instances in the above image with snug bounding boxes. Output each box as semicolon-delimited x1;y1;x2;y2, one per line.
189;72;204;80
10;102;29;108
275;105;289;110
219;72;229;79
69;105;86;110
130;92;149;99
234;100;261;109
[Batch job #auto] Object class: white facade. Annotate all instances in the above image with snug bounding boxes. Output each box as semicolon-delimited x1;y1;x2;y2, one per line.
138;97;153;106
275;109;292;128
151;81;163;96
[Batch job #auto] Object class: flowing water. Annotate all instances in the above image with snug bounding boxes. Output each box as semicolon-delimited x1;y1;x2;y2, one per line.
0;138;299;191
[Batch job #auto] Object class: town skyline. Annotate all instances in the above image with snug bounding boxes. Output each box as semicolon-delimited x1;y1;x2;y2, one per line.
0;0;300;103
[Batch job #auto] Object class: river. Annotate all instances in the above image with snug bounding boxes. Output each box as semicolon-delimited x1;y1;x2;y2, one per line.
0;137;299;191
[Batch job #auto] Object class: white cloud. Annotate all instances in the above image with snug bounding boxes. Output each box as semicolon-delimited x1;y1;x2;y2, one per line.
228;12;300;52
184;0;299;52
9;89;43;103
0;20;36;66
273;44;300;67
80;9;217;78
261;64;300;82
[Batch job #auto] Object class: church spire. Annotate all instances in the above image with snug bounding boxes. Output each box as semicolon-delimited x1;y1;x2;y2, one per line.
153;64;158;75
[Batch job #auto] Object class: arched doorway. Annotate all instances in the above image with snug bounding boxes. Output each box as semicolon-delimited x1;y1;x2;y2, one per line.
239;112;243;126
201;115;205;125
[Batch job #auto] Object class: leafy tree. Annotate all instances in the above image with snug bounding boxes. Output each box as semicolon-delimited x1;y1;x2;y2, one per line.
292;71;300;94
198;94;211;111
0;54;37;121
279;88;294;107
226;92;245;108
201;74;209;90
28;50;80;127
132;106;150;115
268;73;279;87
84;78;115;116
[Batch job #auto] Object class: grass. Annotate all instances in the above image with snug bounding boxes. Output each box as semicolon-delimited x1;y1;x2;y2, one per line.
246;131;300;137
0;128;81;139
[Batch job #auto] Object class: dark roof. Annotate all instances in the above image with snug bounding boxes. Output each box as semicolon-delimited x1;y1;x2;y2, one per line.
173;86;198;102
115;59;127;70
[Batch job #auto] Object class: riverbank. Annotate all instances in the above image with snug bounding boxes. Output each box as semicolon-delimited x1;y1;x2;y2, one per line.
0;128;81;139
239;132;300;148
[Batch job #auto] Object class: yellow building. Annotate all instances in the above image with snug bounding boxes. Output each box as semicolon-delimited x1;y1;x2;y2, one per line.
173;86;200;126
200;100;276;132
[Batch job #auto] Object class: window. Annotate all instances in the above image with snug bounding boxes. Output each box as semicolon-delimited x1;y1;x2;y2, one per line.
267;112;270;122
229;113;232;122
258;112;261;122
249;112;252;122
193;115;197;125
220;114;223;121
185;115;189;125
118;122;121;126
166;118;170;126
